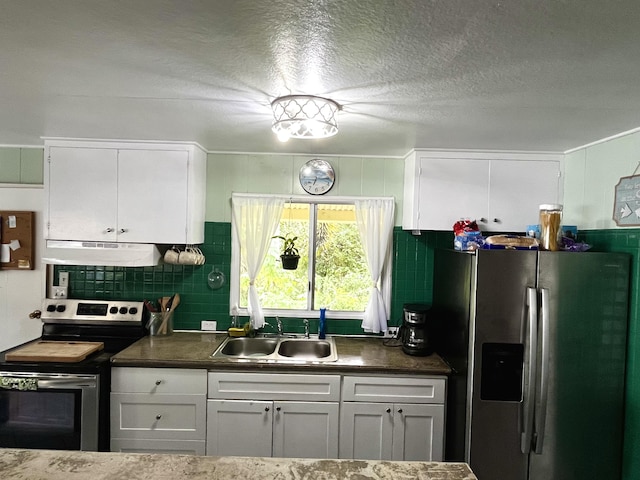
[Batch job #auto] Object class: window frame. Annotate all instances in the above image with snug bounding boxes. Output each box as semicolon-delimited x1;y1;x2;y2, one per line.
230;193;393;320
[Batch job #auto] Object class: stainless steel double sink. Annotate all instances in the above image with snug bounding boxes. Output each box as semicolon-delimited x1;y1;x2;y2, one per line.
211;335;338;362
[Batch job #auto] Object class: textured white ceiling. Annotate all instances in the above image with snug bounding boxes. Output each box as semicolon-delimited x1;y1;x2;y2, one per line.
2;0;640;156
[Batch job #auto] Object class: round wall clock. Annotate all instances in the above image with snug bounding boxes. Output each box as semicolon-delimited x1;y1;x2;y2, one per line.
299;159;335;195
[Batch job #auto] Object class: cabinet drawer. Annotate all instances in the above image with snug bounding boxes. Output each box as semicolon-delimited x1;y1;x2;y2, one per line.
208;372;340;401
111;438;206;455
111;393;206;440
112;367;207;394
342;376;446;404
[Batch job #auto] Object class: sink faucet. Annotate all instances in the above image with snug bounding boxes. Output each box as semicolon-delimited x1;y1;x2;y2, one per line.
276;316;283;336
303;319;309;339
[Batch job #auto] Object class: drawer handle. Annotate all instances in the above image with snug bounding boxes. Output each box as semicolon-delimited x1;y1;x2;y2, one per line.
155;414;162;420
386;408;391;413
155;380;162;386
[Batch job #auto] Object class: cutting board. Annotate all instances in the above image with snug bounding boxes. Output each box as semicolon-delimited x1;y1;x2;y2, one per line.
5;341;104;363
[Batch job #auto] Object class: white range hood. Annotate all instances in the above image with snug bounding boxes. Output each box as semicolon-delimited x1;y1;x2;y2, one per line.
43;240;162;267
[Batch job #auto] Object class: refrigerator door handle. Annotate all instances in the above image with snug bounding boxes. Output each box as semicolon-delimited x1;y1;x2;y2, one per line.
521;287;538;454
534;287;551;454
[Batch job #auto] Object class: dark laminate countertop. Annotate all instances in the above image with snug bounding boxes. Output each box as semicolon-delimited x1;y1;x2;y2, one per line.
111;332;451;375
0;449;477;479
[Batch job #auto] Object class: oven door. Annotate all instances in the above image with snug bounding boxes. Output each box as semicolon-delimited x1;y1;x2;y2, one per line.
0;372;99;451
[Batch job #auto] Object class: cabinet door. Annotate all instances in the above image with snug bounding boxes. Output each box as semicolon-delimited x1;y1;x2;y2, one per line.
117;149;189;244
418;157;490;230
272;401;339;459
111;393;206;440
47;147;118;241
391;403;445;461
206;400;272;457
488;160;560;232
339;402;394;460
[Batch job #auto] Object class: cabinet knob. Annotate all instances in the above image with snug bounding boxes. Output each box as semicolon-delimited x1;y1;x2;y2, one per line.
265;407;270;412
155;414;162;420
155;380;162;386
386;408;391;413
397;408;403;414
276;406;281;412
106;228;114;233
479;218;487;224
493;218;500;223
119;228;127;234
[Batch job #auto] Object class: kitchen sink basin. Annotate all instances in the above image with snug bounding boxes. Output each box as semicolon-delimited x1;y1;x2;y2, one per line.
211;335;338;362
219;337;278;357
277;339;333;359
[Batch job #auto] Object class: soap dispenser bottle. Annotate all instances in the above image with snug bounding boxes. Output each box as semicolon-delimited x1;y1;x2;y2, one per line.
318;308;326;339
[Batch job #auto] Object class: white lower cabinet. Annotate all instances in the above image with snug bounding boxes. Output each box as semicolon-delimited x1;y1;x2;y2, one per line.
110;368;207;454
111;368;446;460
339;376;446;461
206;372;340;458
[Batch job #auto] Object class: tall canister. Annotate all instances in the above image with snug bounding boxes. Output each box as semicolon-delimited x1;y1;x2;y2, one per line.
539;204;563;251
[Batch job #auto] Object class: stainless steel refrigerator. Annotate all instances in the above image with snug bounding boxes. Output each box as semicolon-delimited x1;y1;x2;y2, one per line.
433;249;630;480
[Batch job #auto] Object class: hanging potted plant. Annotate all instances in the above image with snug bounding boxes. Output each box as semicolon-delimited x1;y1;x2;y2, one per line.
273;235;300;270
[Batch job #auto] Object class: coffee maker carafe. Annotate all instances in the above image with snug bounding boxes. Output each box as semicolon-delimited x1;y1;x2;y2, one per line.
400;303;432;356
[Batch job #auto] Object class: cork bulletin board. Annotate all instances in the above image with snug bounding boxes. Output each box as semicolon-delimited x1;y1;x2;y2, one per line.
0;211;35;270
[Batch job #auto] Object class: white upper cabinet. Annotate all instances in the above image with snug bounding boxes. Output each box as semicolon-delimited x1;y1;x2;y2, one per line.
44;139;207;244
402;150;563;232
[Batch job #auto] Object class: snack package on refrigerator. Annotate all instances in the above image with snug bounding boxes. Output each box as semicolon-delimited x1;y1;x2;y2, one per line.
453;219;484;251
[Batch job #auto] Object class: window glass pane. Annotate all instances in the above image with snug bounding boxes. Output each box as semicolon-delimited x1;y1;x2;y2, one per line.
236;201;374;315
315;205;368;311
240;203;309;310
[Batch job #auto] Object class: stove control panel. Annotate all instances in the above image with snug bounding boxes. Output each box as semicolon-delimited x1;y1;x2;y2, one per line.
41;299;145;324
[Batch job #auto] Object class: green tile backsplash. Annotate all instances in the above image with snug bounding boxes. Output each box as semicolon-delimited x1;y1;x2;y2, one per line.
580;229;640;480
57;224;452;334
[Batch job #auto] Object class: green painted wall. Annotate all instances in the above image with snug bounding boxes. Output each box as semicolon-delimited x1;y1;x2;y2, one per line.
0;147;43;184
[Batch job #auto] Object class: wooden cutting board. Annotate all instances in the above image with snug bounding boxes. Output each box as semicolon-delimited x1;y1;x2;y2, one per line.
5;341;104;363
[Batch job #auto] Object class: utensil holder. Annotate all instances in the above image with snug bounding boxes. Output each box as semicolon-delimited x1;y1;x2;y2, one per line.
149;311;174;336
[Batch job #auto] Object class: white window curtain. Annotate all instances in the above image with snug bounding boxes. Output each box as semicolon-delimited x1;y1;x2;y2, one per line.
231;195;285;329
354;198;395;333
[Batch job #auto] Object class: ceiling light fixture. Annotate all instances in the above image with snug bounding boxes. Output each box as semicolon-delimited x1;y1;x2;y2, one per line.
271;95;341;142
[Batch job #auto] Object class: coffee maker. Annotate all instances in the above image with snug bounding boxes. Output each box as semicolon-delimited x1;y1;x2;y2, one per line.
400;303;432;356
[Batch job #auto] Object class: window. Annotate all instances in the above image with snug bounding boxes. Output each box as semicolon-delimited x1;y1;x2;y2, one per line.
230;195;392;320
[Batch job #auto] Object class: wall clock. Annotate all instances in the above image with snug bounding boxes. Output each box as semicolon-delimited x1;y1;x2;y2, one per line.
299;159;335;195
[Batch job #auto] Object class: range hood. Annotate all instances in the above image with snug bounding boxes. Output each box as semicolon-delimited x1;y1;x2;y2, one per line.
43;240;162;266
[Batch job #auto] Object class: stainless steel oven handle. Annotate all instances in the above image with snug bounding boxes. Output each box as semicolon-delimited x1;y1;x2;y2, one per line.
0;373;97;390
37;377;98;389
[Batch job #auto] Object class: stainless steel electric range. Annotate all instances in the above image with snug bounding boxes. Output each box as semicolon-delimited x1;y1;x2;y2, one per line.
0;298;146;451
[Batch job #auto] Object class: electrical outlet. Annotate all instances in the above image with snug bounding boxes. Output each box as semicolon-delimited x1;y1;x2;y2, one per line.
201;320;218;331
384;326;399;338
53;287;68;298
59;271;69;287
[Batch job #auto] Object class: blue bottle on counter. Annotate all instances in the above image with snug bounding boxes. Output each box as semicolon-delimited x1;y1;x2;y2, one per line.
318;308;326;339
